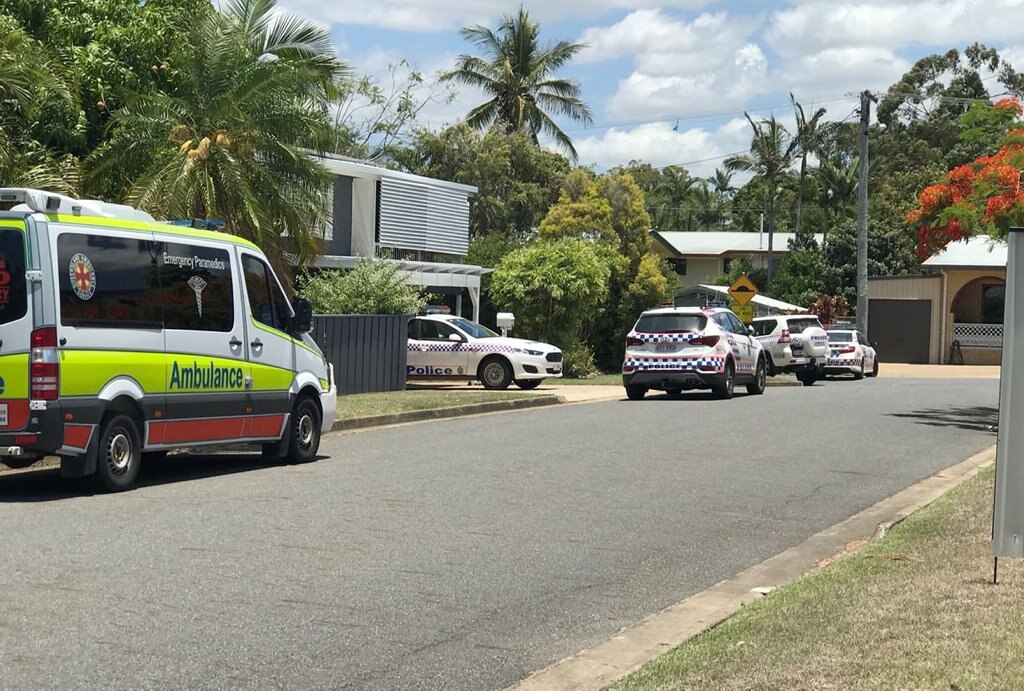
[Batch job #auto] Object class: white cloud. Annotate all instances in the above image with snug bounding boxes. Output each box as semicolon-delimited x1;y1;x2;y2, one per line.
580;10;769;119
767;1;1024;57
573;118;753;176
278;0;716;33
774;47;911;97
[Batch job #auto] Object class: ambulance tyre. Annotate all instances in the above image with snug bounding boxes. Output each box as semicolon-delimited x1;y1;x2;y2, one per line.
95;413;142;492
479;357;512;390
286;396;321;464
515;379;542;390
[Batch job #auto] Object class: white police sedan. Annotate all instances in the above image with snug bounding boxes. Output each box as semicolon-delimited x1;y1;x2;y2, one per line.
407;315;563;389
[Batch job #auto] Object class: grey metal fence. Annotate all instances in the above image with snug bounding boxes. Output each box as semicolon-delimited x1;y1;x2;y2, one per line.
311;314;411;395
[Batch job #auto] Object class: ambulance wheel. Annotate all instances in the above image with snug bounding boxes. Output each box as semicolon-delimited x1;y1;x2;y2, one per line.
95;414;142;492
479;357;512;390
515;379;542;390
286;396;321;463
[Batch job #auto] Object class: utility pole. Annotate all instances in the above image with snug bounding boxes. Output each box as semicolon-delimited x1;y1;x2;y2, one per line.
856;90;875;338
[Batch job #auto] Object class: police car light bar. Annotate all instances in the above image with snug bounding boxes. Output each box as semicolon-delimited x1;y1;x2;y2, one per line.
0;188;156;223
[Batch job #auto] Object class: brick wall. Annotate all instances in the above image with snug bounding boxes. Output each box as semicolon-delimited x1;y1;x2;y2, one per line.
944;269;1005;364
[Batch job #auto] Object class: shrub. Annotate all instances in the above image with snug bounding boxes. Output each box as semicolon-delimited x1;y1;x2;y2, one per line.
299;260;425;315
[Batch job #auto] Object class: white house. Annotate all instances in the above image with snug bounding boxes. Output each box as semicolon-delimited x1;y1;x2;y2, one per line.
313;153;487;321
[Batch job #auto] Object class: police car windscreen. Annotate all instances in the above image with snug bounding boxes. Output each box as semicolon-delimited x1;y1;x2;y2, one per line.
635;314;706;333
0;229;27;325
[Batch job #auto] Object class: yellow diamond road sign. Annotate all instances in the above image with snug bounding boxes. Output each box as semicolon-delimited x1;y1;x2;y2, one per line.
728;274;759;305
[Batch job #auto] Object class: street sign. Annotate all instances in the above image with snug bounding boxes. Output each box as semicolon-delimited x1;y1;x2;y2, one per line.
728;274;759;305
732;303;755;323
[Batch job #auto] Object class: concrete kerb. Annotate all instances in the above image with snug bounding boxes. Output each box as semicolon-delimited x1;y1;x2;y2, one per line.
329;394;563;432
508;444;997;691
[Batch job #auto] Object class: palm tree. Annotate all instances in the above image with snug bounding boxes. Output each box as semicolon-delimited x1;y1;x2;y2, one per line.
652;165;698;230
444;6;592;160
710;168;735;197
86;0;346;283
725;114;796;286
790;94;828;237
815;154;859;245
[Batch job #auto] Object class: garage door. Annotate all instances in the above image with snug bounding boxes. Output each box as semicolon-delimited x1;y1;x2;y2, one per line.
869;299;931;364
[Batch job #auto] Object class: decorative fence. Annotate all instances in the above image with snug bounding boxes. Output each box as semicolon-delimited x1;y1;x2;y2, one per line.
953;322;1003;348
311;314;411;395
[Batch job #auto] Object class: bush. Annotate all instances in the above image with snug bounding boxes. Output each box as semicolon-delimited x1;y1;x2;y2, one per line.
561;341;600;378
298;260;425;315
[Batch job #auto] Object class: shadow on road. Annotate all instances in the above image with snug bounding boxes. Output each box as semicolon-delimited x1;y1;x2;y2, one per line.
0;452;328;503
888;405;998;433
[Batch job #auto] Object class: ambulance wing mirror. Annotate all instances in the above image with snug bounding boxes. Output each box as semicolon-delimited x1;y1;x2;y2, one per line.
292;298;313;334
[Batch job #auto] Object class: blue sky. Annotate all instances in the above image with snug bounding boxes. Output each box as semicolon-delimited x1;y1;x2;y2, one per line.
280;0;1024;176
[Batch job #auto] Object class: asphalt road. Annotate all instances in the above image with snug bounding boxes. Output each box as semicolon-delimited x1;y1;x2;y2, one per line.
0;377;998;689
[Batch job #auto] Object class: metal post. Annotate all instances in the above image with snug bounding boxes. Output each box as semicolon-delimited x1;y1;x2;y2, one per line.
993;228;1024;559
856;90;872;338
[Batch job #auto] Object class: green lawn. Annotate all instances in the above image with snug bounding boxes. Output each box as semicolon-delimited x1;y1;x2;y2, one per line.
558;374;622;386
335;389;544;420
613;465;1024;690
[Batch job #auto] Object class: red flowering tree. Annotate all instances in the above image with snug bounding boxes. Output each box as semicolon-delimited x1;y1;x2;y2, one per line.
909;98;1024;258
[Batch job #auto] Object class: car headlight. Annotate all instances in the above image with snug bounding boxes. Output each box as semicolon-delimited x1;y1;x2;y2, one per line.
524;348;543;356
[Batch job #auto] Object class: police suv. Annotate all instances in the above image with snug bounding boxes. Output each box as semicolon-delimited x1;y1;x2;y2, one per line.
407;314;562;389
751;314;829;385
0;189;336;491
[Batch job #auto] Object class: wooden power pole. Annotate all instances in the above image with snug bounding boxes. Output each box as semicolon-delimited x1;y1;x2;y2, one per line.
856;90;874;338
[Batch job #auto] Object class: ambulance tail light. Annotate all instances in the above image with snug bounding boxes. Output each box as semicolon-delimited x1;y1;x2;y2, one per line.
30;327;59;400
778;329;791;344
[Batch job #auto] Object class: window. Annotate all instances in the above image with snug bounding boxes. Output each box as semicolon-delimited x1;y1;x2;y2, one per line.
243;255;290;333
787;317;823;332
751;319;777;336
419;320;458;341
634;314;707;333
828;331;853;343
667;258;687;276
159;242;234;332
982;285;1005;324
722;257;734;273
58;233;162;328
727;313;747;334
408;319;420;340
0;229;27;325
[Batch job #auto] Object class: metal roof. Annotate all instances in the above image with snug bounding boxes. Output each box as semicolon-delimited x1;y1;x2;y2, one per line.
922;235;1007;268
313;255;491;289
697;284;809;313
315;153;478;195
653;231;825;256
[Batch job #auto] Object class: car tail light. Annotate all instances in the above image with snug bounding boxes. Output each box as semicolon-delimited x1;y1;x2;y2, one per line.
692;334;720;347
778;329;791;344
30;327;59;401
837;345;856;354
625;335;644;347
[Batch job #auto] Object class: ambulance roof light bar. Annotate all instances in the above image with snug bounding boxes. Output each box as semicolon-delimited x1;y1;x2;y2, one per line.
0;188;156;223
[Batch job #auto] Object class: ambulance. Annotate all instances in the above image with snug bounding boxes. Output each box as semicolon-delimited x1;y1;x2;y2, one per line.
0;189;336;491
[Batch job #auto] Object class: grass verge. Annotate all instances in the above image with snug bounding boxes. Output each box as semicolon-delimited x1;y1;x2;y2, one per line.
612;465;1024;691
335;389;538;420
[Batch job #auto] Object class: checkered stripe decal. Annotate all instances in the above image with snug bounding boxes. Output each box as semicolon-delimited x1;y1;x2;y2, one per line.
624;355;726;371
407;343;522;354
755;334;779;343
628;331;706;343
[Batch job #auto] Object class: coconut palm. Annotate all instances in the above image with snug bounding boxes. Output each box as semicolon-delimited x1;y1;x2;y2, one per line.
445;6;592;160
725;114;796;285
790;94;828;236
86;0;346;283
815;154;860;245
710;168;735;197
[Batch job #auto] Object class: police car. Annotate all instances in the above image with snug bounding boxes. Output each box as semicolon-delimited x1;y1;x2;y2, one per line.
622;306;767;400
825;329;879;379
406;314;562;389
0;188;336;491
751;314;829;385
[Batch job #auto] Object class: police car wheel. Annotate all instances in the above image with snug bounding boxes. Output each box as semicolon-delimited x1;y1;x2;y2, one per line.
746;356;766;395
625;384;646;400
286;397;321;463
479;357;512;390
713;360;735;399
515;379;542;390
95;414;142;492
854;358;865;380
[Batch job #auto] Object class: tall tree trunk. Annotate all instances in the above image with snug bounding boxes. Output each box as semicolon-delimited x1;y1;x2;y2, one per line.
766;180;776;287
795;154;806;237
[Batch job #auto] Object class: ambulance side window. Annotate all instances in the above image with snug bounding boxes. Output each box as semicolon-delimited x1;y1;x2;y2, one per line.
158;242;234;332
243;256;289;333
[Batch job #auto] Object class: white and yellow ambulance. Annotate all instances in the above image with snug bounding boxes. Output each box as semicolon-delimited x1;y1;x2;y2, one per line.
0;189;336;491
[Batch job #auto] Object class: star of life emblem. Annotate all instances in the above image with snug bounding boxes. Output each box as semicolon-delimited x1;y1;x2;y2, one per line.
69;253;96;300
187;276;208;317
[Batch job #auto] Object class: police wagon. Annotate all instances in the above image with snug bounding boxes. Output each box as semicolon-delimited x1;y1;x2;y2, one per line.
0;189;336;491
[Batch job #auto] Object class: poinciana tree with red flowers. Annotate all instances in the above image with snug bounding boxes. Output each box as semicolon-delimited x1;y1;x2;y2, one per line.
909;98;1024;258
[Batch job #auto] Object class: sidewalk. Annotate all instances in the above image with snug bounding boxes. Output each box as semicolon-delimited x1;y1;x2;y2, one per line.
878;363;1000;378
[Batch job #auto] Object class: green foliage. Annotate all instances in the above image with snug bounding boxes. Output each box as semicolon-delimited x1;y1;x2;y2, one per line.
298;261;425;315
444;6;592;159
538;169;616;244
489;237;610;348
770;248;825;308
560;341;600;378
619;253;673;324
598;171;653;261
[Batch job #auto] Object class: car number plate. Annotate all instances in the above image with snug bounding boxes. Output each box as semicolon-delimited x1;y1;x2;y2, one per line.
0;403;8;426
655;343;675;353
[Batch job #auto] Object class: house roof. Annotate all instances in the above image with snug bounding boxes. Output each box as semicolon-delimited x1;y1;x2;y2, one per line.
652;231;825;256
315;153;478;195
922;235;1007;268
697;284;809;313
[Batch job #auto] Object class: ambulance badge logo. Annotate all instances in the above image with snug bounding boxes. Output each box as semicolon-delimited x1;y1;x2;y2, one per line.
69;253;96;300
187;275;208;317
